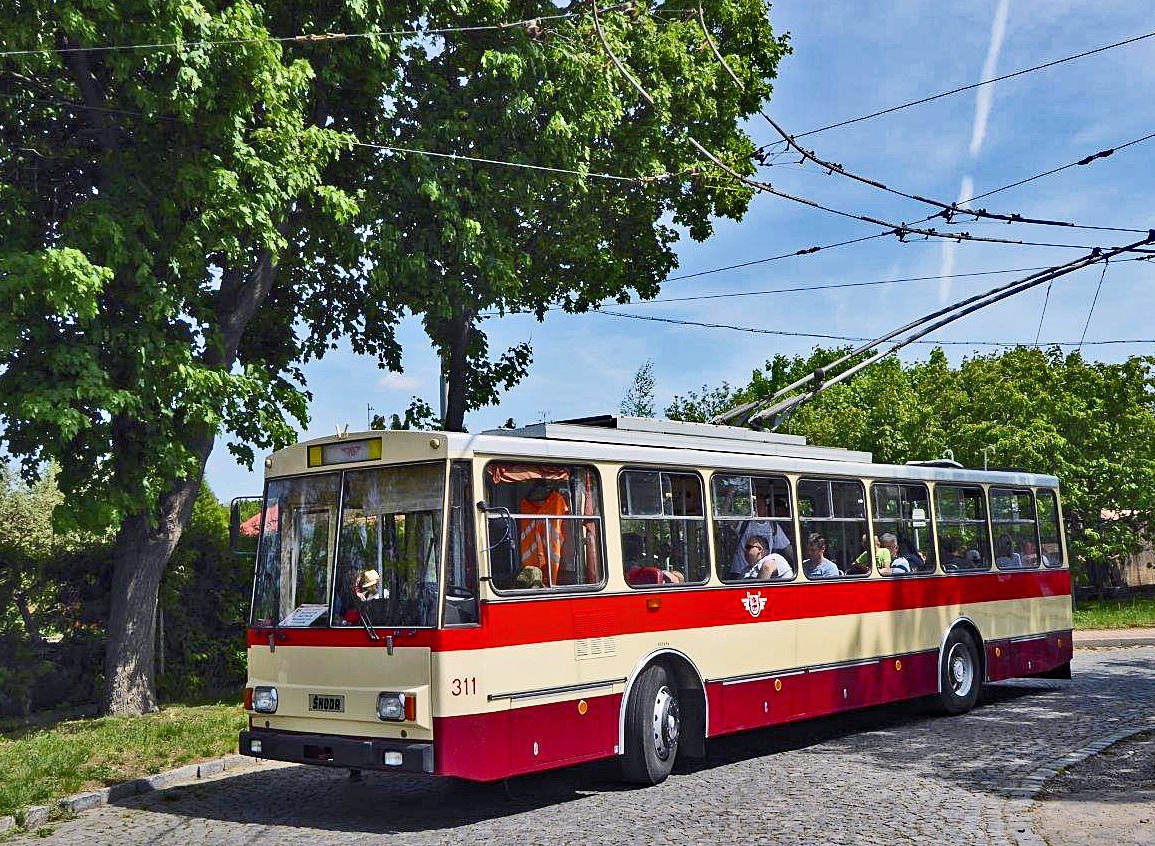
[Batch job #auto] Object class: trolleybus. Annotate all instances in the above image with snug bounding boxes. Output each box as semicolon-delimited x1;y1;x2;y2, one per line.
236;416;1072;784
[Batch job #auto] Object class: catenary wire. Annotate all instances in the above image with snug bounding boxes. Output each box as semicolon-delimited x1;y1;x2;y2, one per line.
590;4;1155;258
351;139;678;183
785;29;1155;140
0;10;588;58
1034;281;1054;347
692;6;1152;237
1078;260;1110;352
591;308;1154;347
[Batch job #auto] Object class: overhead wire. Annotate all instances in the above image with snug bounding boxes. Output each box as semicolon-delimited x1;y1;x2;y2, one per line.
693;5;1151;237
780;28;1155;141
670;130;1155;289
591;4;1155;260
0;10;587;58
591;308;1155;348
350;139;679;183
1078;260;1110;353
709;233;1155;426
1033;281;1053;347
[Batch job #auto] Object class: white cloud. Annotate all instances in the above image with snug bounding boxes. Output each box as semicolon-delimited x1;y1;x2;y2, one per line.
376;372;422;391
970;0;1012;157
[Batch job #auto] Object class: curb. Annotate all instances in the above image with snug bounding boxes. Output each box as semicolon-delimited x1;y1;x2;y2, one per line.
1074;635;1155;649
1004;718;1155;846
2;754;251;834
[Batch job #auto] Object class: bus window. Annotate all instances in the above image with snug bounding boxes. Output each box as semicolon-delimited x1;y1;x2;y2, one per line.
934;485;992;572
484;462;605;592
333;463;445;628
797;478;867;579
443;462;479;625
620;470;709;587
712;473;796;582
1037;490;1064;568
990;488;1040;570
871;482;936;575
251;473;341;627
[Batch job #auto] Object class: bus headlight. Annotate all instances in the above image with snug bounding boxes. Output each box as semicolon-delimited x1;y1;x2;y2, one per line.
377;692;416;722
252;686;279;713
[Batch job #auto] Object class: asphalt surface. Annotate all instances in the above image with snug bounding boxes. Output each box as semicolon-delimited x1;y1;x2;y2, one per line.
8;645;1153;846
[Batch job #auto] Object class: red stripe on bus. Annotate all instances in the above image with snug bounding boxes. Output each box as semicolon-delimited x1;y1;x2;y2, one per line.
248;569;1070;651
426;631;1071;781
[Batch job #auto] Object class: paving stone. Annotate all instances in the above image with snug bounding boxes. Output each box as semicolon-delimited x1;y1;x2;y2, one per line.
19;806;49;830
4;648;1152;846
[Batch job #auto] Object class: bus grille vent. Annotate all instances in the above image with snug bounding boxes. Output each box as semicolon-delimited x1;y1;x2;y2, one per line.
575;636;618;660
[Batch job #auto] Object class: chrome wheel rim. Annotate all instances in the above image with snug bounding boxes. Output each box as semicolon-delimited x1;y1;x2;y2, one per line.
651;684;680;762
948;643;974;697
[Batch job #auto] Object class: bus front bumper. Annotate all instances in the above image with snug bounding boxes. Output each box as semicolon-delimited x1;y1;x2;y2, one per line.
240;729;434;774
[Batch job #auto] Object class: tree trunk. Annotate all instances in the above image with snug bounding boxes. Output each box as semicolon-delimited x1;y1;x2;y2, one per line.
14;589;42;644
443;314;472;432
103;463;207;715
101;244;281;715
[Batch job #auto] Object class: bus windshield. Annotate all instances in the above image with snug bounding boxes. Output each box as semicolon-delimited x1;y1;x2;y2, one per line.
250;462;446;629
331;463;445;629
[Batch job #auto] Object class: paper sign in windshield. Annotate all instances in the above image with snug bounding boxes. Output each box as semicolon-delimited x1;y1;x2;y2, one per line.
280;604;328;627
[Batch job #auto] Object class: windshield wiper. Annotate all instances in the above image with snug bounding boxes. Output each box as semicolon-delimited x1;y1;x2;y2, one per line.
358;604;380;641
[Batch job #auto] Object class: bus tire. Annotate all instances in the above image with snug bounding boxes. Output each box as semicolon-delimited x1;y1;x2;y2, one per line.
939;628;981;715
622;663;681;785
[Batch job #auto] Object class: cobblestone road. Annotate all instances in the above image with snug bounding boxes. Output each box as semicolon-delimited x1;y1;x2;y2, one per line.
13;647;1155;846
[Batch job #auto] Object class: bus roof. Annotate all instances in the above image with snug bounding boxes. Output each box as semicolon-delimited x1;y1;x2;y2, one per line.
272;416;1060;489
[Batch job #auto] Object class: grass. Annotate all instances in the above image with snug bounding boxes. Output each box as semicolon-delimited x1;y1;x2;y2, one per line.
1073;595;1155;630
0;703;245;818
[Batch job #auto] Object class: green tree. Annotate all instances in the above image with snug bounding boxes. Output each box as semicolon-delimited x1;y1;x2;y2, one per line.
0;1;421;714
157;484;251;700
0;1;787;714
621;359;656;418
669;346;1155;588
369;1;789;430
0;464;80;643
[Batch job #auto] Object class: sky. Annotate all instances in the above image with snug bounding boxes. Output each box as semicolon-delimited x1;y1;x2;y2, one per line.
207;0;1155;502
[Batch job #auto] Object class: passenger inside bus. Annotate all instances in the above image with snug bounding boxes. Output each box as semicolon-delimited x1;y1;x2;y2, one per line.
803;533;840;578
878;533;915;575
848;533;890;575
941;536;970;571
624;532;684;585
995;534;1023;568
742;536;794;580
514;565;545;588
728;497;796;577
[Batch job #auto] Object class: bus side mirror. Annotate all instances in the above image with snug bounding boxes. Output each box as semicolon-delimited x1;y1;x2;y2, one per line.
230;496;265;556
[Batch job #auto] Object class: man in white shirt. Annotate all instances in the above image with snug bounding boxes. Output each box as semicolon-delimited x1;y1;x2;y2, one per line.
741;535;795;580
729;491;796;577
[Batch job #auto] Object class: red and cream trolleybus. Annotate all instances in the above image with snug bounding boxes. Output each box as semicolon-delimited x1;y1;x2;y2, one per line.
237;416;1072;784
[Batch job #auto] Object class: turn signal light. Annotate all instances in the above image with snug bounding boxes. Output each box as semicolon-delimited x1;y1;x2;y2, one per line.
244;687;253;710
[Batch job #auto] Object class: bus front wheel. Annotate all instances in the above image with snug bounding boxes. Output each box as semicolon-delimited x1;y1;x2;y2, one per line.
622;663;681;785
939;629;981;715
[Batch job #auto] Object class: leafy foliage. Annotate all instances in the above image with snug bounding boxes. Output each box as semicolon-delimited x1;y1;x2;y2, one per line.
621;358;656;417
367;1;790;428
669;346;1155;587
1;474;247;715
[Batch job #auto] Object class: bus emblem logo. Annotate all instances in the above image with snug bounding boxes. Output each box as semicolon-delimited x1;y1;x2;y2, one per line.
742;592;767;618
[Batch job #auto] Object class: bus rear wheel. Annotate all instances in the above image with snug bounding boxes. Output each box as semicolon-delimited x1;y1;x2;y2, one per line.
622;663;681;785
939;629;981;715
